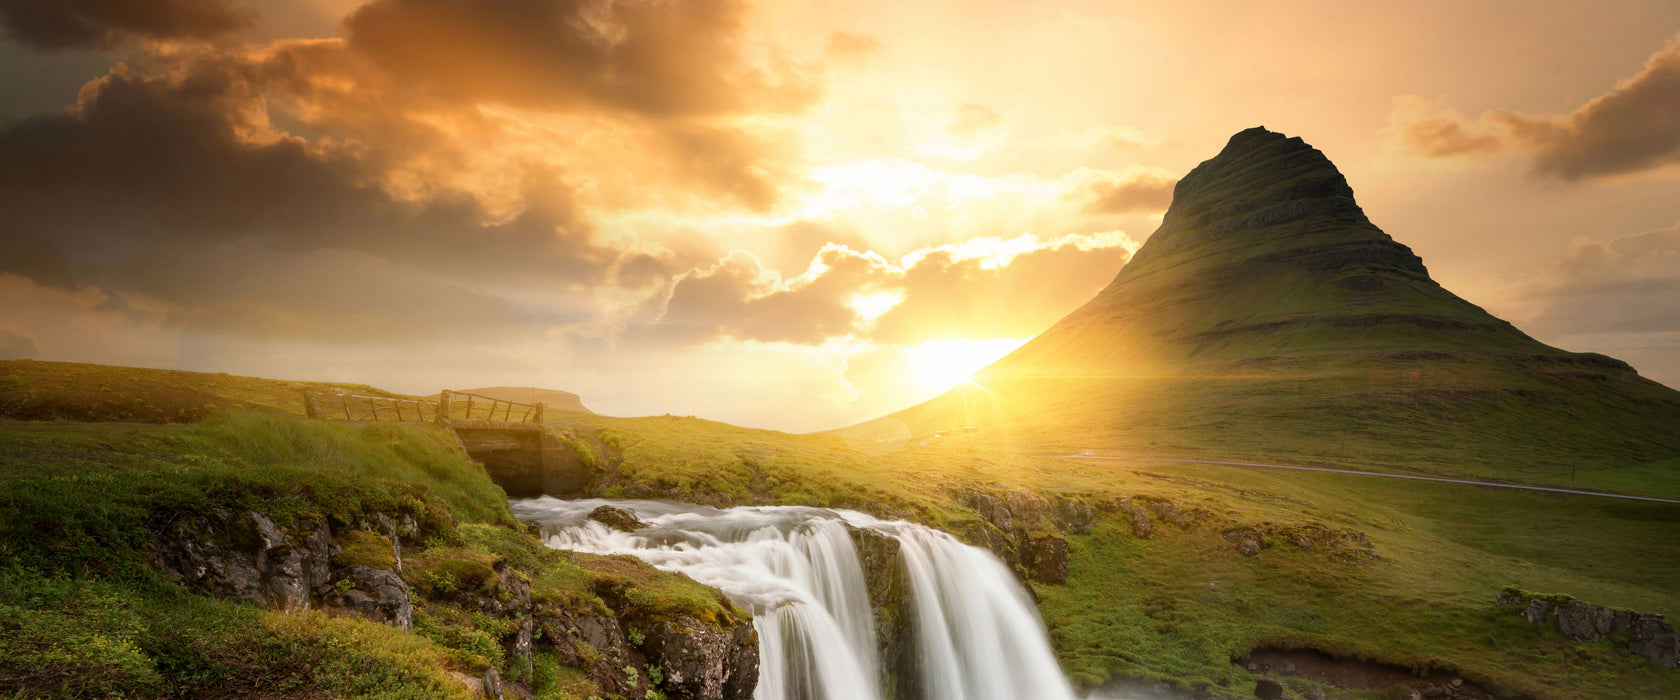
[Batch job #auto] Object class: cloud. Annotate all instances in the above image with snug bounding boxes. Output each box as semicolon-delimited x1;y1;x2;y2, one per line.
1529;224;1680;336
1489;39;1680;180
0;327;37;360
0;59;626;285
342;0;816;118
0;0;253;50
1388;95;1504;159
1073;166;1178;215
650;232;1135;346
948;103;1002;136
825;31;881;60
0;53;666;345
1392;35;1680;180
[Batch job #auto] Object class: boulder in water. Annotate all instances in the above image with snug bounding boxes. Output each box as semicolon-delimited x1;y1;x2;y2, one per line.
590;504;648;532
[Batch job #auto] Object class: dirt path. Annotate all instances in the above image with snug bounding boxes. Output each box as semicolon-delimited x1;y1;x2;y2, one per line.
1062;454;1680;505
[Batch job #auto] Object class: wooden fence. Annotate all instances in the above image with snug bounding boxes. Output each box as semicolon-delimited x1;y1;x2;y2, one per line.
437;390;545;424
303;389;544;425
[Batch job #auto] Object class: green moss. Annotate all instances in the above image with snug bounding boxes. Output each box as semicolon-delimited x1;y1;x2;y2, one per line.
335;530;398;570
406;549;500;599
0;568;473;699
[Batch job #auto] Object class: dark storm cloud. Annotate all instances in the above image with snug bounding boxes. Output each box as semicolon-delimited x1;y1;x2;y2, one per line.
0;61;620;286
0;57;656;342
0;0;253;50
342;0;816;117
0;233;74;288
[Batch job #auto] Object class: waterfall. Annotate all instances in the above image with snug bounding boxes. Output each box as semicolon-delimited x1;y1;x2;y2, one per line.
512;497;1078;700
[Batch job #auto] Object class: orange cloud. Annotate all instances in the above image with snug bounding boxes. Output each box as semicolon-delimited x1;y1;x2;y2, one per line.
1393;34;1680;180
651;232;1134;346
342;0;817;118
1074;167;1178;215
1388;96;1503;159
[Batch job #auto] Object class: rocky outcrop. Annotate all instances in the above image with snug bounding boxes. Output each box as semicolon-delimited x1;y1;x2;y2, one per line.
847;524;918;700
148;506;425;629
590;504;649;532
148;505;758;698
148;507;337;613
324;564;414;630
637;614;759;700
1497;589;1679;668
954;488;1090;585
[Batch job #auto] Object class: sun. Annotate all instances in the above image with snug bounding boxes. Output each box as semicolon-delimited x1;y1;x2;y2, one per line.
901;338;1029;393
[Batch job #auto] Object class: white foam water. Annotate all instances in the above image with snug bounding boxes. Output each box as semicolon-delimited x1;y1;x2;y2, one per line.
511;497;1079;700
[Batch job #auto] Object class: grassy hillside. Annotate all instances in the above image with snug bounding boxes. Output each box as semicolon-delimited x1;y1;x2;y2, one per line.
555;411;1680;699
887;128;1680;485
5;360;1677;698
0;359;424;423
0;411;742;699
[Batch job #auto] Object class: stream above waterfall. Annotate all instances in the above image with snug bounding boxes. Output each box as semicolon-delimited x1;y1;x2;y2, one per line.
510;496;1081;700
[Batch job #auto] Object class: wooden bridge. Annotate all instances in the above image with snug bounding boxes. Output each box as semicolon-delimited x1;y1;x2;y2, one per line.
302;389;589;497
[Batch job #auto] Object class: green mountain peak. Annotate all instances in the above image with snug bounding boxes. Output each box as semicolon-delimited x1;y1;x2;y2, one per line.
890;127;1680;480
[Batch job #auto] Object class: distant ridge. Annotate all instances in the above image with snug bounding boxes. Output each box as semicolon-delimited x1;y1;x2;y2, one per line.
886;127;1680;481
446;386;595;415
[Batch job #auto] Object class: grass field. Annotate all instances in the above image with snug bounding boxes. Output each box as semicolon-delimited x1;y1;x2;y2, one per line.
554;410;1680;698
0;410;738;699
3;360;1677;698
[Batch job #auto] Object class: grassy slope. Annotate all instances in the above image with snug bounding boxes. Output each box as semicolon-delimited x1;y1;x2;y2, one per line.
888;130;1680;489
0;358;426;423
0;412;733;699
556;412;1680;699
5;361;1678;698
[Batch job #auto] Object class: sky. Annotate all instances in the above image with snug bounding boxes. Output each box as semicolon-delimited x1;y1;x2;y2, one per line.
2;0;1679;432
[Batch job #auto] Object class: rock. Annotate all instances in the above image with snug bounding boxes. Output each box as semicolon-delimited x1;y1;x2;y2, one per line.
1554;599;1636;642
1290;534;1314;553
1451;678;1463;687
482;666;505;700
589;505;648;532
323;564;414;630
1499;591;1679;668
638;614;759;700
1050;496;1094;535
1021;534;1069;584
1282;662;1295;674
1629;613;1680;668
1118;499;1153;538
147;507;335;613
1254;677;1283;699
1238;539;1261;557
1005;490;1044;530
847;524;915;699
1302;688;1328;700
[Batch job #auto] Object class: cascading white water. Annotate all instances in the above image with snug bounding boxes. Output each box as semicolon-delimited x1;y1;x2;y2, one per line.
511;497;1078;700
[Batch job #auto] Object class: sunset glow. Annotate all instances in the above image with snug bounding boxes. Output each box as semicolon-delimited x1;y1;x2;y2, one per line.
903;338;1028;394
0;1;1677;431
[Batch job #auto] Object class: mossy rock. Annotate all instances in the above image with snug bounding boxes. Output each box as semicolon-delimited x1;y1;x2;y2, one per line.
334;530;398;571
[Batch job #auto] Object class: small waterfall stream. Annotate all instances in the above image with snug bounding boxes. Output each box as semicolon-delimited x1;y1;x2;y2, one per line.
511;497;1079;700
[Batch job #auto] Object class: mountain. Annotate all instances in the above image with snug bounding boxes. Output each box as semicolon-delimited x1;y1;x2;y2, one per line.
891;127;1680;481
446;386;595;415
